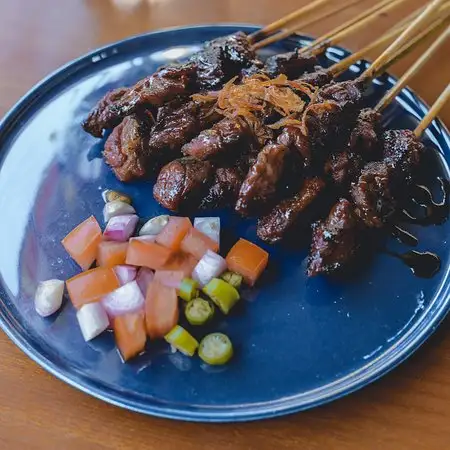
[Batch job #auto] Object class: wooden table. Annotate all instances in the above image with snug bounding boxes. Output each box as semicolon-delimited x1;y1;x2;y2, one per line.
1;1;449;448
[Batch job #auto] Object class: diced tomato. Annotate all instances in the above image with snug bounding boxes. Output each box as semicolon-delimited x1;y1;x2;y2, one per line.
66;267;120;309
160;252;198;278
180;227;219;259
145;281;179;339
154;270;185;289
156;217;192;251
113;312;147;361
62;216;102;271
97;241;128;267
126;238;173;270
226;239;269;286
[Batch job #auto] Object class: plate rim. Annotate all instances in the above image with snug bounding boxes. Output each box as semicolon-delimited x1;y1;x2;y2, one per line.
0;24;449;422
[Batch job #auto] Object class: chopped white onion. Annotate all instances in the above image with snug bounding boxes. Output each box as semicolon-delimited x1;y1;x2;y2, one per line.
103;200;135;222
34;279;65;317
192;250;227;287
104;214;139;242
101;281;145;318
139;215;169;236
136;267;155;296
194;217;220;246
114;265;137;285
76;302;109;342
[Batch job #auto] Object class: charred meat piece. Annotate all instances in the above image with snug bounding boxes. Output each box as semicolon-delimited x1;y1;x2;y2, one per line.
103;114;152;182
297;66;333;88
82;87;129;138
264;49;318;79
304;80;365;154
153;157;213;212
240;59;266;79
104;63;197;126
382;129;423;183
147;99;220;168
351;161;395;227
182;116;250;160
325;151;363;188
191;32;255;90
236;143;289;216
200;166;244;209
257;177;326;244
277;126;311;165
307;198;361;277
349;108;383;160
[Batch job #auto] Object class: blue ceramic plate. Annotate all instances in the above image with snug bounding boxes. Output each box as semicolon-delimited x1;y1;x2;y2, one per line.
0;25;449;422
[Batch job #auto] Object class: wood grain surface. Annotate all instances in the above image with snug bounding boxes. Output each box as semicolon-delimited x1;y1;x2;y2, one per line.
0;1;449;448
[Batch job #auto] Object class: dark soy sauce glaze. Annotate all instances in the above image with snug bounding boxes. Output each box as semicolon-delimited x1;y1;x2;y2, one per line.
388;177;449;278
387;250;441;279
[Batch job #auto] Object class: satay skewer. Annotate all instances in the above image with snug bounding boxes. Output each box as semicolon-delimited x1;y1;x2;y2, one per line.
359;0;446;84
251;0;361;50
248;0;331;43
414;84;450;137
375;25;450;112
296;0;411;55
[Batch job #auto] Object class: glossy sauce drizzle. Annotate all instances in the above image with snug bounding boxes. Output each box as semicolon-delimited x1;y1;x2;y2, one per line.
401;178;450;225
387;250;441;279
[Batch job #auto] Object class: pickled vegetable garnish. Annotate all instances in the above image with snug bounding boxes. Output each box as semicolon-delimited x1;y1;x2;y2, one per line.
178;278;199;302
198;333;233;365
221;271;243;290
164;325;199;357
185;298;214;325
202;278;240;314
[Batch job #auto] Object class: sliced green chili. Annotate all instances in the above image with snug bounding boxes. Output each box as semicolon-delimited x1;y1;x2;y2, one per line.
178;278;199;302
164;325;199;356
185;298;215;325
202;278;240;314
198;333;233;365
221;271;243;290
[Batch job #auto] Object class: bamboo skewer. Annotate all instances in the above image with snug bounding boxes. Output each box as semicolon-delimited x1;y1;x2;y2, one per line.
375;25;450;112
414;84;450;137
248;0;330;43
329;6;426;76
360;0;447;84
298;0;409;55
251;0;360;50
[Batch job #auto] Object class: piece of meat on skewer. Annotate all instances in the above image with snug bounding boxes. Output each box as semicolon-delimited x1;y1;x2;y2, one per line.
257;177;326;244
297;66;333;88
351;129;425;228
82;87;129;138
235;143;289;217
264;48;319;79
349;108;383;159
103;114;152;182
200;166;245;209
153;157;214;212
182;116;251;161
325;150;363;188
147;99;220;169
277;126;311;167
192;31;256;89
307;198;361;277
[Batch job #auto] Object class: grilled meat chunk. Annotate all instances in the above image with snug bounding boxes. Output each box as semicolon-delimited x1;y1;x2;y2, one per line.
103;114;152;182
257;177;326;244
201;166;244;209
349;108;383;160
148;99;220;168
325;151;363;188
191;32;255;89
264;48;318;79
382;129;423;183
351;161;395;228
153;157;213;212
182;116;250;160
277;126;311;166
307;198;361;276
236;143;289;216
305;80;365;154
82;87;129;138
298;66;333;88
